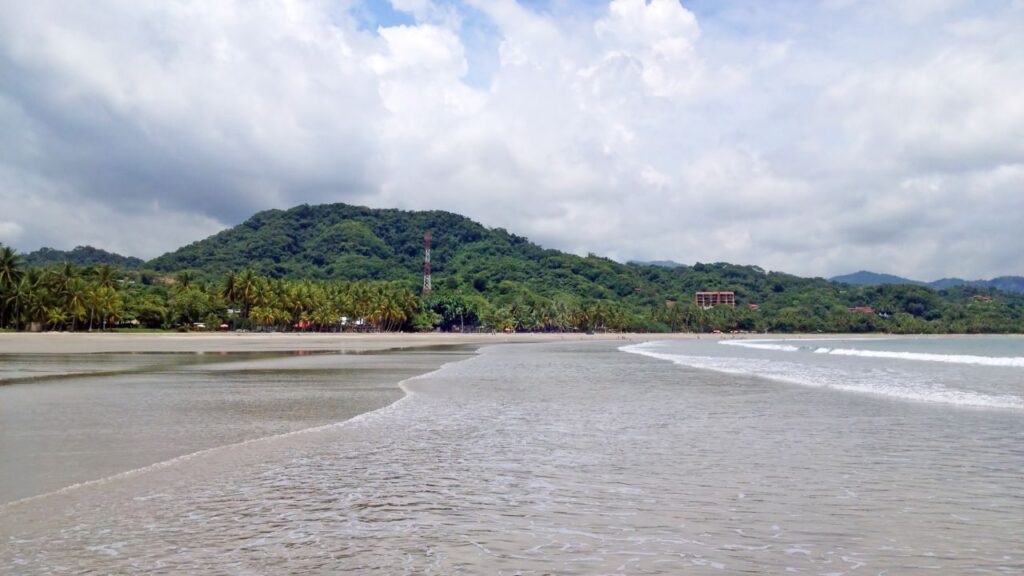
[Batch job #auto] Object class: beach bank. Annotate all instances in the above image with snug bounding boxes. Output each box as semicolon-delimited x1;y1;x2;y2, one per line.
0;331;663;355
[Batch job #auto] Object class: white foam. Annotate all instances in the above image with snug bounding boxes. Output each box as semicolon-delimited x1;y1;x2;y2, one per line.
813;347;1024;368
719;340;801;352
721;338;1024;368
621;343;1024;411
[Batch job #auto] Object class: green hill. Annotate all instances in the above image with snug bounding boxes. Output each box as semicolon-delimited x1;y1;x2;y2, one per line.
148;204;489;281
119;202;1024;332
23;246;144;269
146;203;838;309
3;203;1024;333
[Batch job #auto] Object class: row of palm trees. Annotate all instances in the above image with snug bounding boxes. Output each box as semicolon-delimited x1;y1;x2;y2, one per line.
482;297;632;332
652;300;758;333
1;244;638;333
216;271;419;332
0;248;124;331
217;272;638;333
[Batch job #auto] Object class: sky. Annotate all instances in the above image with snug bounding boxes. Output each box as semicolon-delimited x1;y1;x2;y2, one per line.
1;0;1022;280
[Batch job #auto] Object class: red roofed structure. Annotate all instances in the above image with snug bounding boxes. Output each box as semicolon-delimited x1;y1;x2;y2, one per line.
696;291;736;308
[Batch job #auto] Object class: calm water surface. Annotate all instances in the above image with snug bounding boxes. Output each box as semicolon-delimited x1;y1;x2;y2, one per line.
1;339;1022;574
0;348;469;504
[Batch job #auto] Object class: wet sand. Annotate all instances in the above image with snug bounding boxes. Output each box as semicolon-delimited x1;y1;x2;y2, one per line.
0;331;652;355
0;331;974;356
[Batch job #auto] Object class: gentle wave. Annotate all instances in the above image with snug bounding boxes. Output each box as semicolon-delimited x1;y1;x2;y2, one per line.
721;339;1024;368
621;343;1024;411
719;340;801;352
813;347;1024;367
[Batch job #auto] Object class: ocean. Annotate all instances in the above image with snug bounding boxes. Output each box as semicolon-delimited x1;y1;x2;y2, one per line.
1;337;1022;574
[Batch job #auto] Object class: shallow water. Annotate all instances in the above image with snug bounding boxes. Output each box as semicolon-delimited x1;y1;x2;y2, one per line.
0;352;184;382
0;348;469;504
2;340;1021;574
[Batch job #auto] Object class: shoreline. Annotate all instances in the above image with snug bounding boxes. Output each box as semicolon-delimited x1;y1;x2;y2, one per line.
1;331;1018;355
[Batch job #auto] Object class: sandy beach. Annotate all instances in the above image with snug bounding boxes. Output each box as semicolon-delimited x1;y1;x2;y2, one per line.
0;330;984;355
0;331;696;354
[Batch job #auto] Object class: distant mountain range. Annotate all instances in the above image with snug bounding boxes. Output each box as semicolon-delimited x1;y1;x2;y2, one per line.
831;270;1024;293
21;246;144;269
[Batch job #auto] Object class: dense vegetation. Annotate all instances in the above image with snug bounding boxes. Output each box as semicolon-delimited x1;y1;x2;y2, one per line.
21;246;144;269
3;203;1023;333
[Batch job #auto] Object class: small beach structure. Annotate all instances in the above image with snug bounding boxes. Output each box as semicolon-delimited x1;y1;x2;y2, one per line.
696;291;736;309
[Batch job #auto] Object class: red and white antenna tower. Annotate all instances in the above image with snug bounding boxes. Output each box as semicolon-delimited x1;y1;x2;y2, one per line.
422;232;432;295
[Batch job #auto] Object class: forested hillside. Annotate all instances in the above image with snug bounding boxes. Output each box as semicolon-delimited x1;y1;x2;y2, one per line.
2;203;1023;334
23;246;144;269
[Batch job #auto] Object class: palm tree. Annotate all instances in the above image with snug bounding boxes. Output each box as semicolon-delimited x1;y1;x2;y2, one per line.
0;246;23;328
65;277;89;331
93;286;122;330
19;270;48;330
175;271;194;292
52;262;77;295
311;302;338;332
252;279;272;310
86;284;98;331
236;270;257;319
1;281;18;329
249;305;277;331
46;307;66;331
221;271;238;306
92;263;118;290
0;246;21;288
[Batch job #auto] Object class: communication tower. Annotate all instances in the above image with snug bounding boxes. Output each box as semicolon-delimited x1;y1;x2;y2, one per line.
422;232;432;295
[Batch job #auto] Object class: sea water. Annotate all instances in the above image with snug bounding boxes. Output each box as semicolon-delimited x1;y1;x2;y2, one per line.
1;338;1022;574
634;336;1024;409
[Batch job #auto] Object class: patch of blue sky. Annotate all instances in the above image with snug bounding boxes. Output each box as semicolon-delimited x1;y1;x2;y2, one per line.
347;0;501;89
351;0;416;31
452;2;502;89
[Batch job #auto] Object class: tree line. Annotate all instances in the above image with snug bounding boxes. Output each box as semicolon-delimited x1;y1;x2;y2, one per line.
3;245;1024;334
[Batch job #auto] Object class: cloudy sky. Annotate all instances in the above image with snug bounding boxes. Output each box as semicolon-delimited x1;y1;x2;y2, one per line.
1;0;1022;279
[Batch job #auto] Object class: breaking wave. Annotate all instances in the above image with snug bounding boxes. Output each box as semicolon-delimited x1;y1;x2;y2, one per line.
621;342;1024;411
720;339;1024;368
812;347;1024;368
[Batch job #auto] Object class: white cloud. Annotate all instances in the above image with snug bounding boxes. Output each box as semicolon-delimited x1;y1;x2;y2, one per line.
0;221;23;243
0;0;1021;279
593;0;702;98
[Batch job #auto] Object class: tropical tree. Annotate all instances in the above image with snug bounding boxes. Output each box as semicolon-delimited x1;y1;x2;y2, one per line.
0;246;23;328
92;263;118;290
93;285;123;330
236;270;257;319
46;307;67;331
169;286;211;327
65;277;89;331
221;271;238;306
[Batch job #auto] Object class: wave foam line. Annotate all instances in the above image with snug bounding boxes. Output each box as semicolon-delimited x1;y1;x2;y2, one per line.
815;347;1024;368
620;343;1024;411
719;340;801;352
